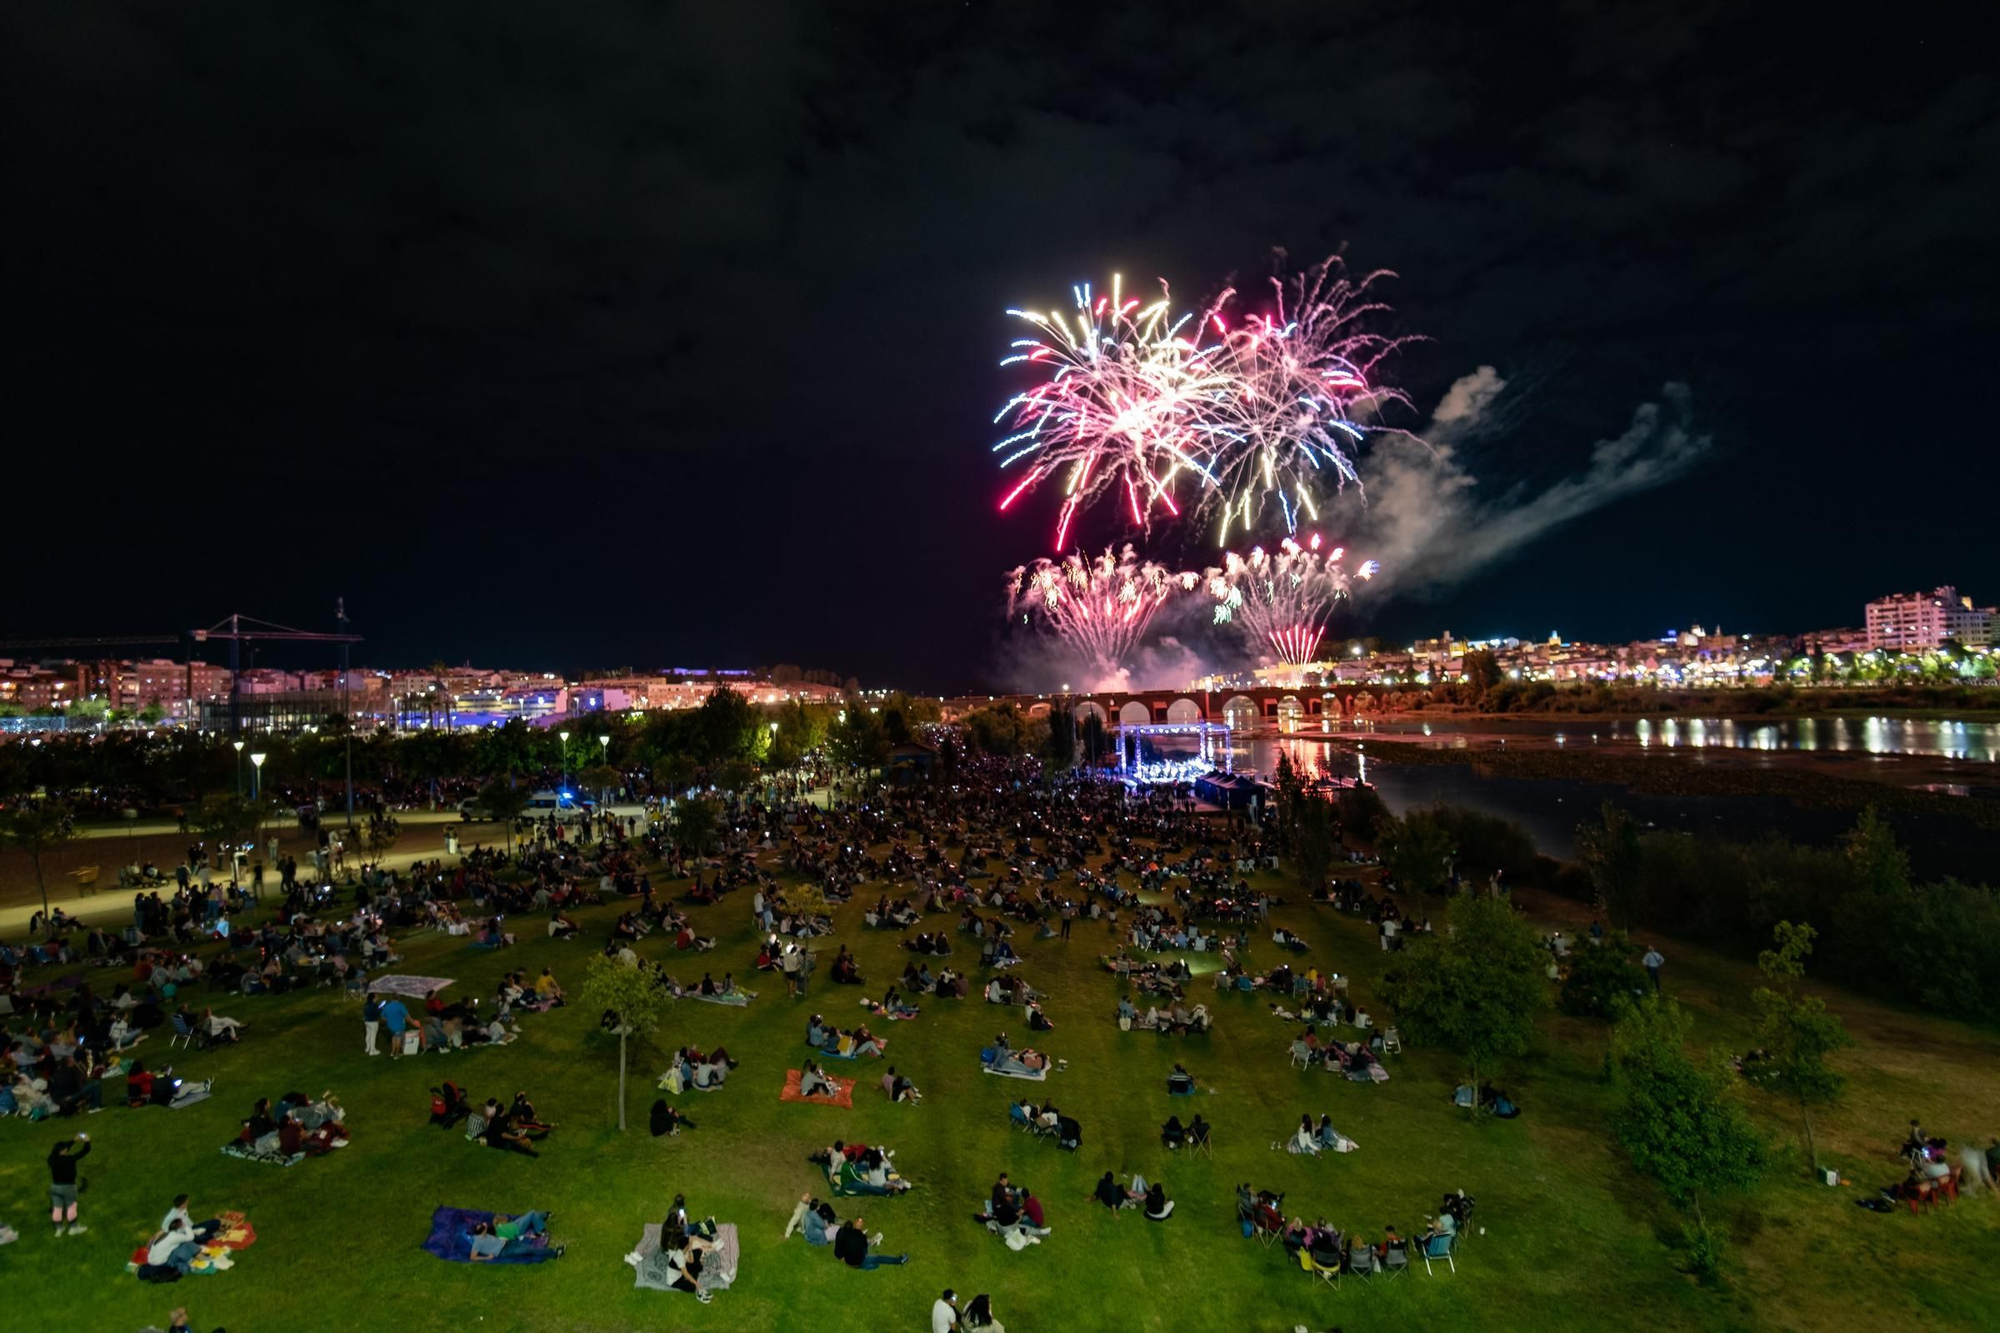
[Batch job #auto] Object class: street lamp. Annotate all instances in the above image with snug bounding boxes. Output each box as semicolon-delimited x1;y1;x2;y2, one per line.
232;739;245;796
557;730;571;801
250;752;266;801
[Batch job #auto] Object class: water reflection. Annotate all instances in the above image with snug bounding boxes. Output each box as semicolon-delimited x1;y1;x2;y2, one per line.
1312;715;1999;762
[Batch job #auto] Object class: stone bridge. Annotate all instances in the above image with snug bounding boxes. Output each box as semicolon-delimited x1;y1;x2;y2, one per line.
965;684;1419;733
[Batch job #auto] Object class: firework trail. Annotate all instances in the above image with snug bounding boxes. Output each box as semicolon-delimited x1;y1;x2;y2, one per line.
1205;533;1379;665
1202;256;1419;545
1007;545;1197;677
993;275;1232;550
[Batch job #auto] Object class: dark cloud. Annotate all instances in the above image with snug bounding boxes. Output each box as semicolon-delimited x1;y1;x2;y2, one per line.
1;2;1994;685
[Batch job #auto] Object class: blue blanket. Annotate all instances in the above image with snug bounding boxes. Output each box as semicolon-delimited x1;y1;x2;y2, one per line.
421;1207;556;1264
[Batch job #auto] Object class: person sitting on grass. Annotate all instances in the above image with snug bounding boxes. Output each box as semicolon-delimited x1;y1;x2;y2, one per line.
1314;1115;1343;1152
830;947;865;985
833;1215;910;1270
963;1293;1005;1332
650;1099;695;1136
798;1061;838;1100
881;1067;922;1104
783;1194;840;1245
1283;1114;1322;1156
880;985;919;1018
510;1092;555;1135
1142;1180;1174;1221
480;1101;541;1157
1092;1171;1131;1213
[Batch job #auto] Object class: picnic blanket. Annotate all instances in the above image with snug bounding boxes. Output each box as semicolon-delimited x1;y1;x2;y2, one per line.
780;1069;854;1107
1346;1063;1390;1083
810;1038;888;1061
367;975;456;998
220;1143;304;1168
980;1051;1050;1081
631;1221;739;1293
690;991;752;1007
420;1207;557;1264
126;1212;255;1279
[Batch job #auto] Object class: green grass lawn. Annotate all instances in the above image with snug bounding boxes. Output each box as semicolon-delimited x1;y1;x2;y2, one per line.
7;844;1998;1333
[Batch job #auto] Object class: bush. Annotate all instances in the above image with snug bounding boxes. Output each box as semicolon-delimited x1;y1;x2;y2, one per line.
1424;804;1538;882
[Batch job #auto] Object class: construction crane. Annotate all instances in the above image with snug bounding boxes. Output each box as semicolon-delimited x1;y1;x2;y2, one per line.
194;602;365;826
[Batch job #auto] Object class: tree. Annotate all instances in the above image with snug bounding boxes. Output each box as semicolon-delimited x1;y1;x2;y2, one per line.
193;795;266;887
1290;793;1340;900
1336;783;1388;844
1577;802;1646;928
476;781;531;853
1379;894;1545;1096
828;708;889;770
1750;921;1853;1178
670;794;723;855
1460;647;1502;703
578;953;671;1131
1557;931;1651;1018
1609;994;1764;1274
1043;706;1077;773
3;802;79;936
579;763;622;805
429;661;455;732
1841;806;1910;897
138;701;167;726
1380;810;1454;922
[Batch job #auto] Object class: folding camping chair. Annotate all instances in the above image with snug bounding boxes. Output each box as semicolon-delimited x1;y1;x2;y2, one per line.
1380;1240;1410;1279
1345;1245;1376;1283
1188;1124;1214;1160
1420;1231;1458;1275
168;1011;201;1050
1381;1026;1403;1055
1298;1247;1338;1289
1252;1203;1285;1248
1008;1102;1035;1134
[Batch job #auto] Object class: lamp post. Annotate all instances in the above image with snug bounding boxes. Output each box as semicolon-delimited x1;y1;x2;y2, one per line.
557;730;571;803
598;735;610;803
250;752;266;802
233;739;245;796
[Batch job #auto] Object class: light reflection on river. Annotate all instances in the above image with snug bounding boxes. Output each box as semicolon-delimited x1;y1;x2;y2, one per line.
1299;715;2000;761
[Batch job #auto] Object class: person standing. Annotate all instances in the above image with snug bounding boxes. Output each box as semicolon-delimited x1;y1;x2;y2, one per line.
381;995;410;1057
49;1135;91;1236
1642;946;1665;991
362;993;383;1056
931;1289;960;1332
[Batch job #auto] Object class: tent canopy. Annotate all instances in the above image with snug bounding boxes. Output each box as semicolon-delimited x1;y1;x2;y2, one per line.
368;975;456;998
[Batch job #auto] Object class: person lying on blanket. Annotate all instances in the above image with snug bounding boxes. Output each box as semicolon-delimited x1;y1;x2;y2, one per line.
468;1214;561;1261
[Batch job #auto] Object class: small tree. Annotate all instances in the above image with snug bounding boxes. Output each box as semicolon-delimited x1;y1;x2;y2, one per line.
578;953;671;1131
670;794;723;856
1557;930;1652;1018
1290;794;1339;899
3;802;79;936
193;795;265;887
1379;894;1546;1097
1577;802;1646;928
1610;995;1765;1274
477;781;531;853
1750;921;1853;1178
1380;809;1454;923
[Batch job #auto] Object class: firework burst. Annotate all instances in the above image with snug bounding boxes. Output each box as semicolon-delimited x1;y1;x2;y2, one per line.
1007;545;1196;676
1205;533;1379;666
993;275;1232;550
1202;256;1419;545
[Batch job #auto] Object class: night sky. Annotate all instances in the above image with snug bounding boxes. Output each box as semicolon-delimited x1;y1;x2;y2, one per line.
5;4;1995;691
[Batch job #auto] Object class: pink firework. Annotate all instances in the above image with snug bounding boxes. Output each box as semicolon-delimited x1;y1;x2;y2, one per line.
1006;545;1196;676
1203;256;1420;544
1205;533;1379;666
993;275;1228;550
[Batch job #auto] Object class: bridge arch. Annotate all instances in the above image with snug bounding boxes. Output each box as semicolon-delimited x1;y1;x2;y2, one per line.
1166;697;1203;723
1117;701;1152;726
